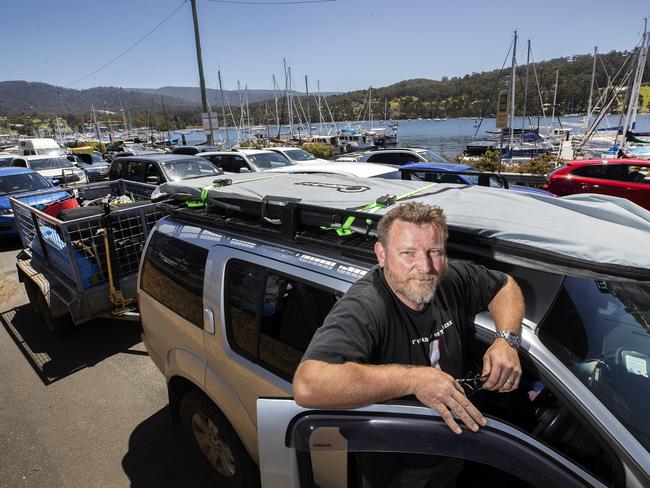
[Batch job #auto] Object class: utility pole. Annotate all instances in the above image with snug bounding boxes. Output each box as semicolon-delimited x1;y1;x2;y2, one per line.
190;0;214;145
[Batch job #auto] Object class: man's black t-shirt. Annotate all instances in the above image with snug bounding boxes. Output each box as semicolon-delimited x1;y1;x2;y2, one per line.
302;260;507;378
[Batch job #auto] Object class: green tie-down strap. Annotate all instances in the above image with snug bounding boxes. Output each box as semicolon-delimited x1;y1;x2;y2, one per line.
186;175;279;208
324;182;439;236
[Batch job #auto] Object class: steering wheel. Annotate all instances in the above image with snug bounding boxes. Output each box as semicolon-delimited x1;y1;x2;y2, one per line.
530;388;574;442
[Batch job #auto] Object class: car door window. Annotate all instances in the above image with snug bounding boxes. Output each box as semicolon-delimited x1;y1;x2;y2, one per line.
367;153;397;165
571;164;627;181
225;259;337;380
145;163;162;183
232;155;250;173
140;232;208;328
396;152;419;165
627;165;650;184
125;161;144;181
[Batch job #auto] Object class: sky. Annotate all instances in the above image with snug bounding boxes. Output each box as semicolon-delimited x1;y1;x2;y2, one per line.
1;0;649;94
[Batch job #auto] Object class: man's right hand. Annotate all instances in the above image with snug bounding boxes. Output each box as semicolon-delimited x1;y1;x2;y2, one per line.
410;367;487;435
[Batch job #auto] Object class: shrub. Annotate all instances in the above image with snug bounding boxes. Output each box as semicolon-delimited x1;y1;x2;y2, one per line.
302;142;334;159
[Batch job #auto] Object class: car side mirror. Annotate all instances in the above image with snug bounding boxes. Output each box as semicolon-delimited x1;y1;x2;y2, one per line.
146;175;159;184
239;167;251;173
52;179;61;186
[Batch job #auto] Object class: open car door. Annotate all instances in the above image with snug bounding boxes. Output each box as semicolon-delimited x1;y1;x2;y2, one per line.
257;399;607;488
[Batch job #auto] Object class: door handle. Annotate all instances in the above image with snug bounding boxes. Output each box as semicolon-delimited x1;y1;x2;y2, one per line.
203;307;215;334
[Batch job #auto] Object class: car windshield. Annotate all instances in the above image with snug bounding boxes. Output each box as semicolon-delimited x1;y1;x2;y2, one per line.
28;157;74;170
248;152;294;169
284;149;316;161
91;152;105;163
538;276;650;450
417;150;449;164
0;172;51;196
375;170;403;179
160;159;222;181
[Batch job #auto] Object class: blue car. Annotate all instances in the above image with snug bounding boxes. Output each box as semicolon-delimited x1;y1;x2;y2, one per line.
0;167;71;237
399;162;553;196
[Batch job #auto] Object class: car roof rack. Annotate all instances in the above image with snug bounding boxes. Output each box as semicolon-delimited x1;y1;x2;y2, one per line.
399;167;510;188
157;189;650;282
160;196;381;263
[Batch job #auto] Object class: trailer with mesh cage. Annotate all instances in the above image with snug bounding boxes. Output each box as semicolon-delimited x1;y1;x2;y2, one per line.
10;179;166;335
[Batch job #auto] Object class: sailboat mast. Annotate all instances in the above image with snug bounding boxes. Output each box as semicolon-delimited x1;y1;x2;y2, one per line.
509;30;517;148
627;21;649;134
584;46;598;132
521;39;530;132
272;75;280;129
549;70;559;135
218;70;229;148
92;104;101;142
305;75;311;137
369;87;373;129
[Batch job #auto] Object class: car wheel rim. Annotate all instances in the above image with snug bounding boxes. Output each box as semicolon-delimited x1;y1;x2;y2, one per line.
191;413;236;478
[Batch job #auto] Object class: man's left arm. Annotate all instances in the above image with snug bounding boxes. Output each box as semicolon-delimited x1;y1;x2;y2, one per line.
481;275;524;392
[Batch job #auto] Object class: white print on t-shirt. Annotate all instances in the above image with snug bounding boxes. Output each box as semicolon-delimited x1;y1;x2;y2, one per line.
410;319;454;346
429;338;441;368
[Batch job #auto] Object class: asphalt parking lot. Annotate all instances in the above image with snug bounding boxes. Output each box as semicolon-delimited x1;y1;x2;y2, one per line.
0;238;212;487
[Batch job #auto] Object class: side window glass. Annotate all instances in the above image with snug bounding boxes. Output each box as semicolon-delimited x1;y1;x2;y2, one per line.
225;260;337;380
140;232;208;327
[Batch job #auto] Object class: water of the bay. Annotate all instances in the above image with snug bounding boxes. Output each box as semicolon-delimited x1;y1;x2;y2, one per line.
172;114;650;157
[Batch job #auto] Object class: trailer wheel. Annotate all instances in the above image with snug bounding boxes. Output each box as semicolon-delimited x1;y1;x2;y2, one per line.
33;286;73;336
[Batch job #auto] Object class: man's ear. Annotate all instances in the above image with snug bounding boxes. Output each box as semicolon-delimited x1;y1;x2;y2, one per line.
374;241;385;267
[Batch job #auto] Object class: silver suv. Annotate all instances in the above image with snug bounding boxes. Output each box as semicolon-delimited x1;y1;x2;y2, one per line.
139;184;650;487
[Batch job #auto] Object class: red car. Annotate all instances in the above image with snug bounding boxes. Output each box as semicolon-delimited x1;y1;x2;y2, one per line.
544;159;650;210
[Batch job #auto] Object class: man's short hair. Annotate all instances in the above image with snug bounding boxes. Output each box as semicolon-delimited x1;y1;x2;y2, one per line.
377;202;448;246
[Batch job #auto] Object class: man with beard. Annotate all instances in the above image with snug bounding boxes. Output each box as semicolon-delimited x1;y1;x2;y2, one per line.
293;202;524;488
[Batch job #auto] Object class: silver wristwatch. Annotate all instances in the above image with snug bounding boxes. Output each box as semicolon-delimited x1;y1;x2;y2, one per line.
494;331;521;349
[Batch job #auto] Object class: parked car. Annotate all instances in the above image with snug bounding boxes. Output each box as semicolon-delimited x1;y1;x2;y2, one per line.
104;142;163;162
267;161;402;179
67;151;110;181
109;154;222;184
0;167;69;236
10;155;86;184
544;159;650;209
197;149;294;173
400;162;554;196
336;147;449;165
139;174;650;487
267;146;331;165
171;145;223;156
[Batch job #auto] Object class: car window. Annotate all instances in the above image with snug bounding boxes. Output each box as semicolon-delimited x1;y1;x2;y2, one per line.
140;232;208;328
419;150;449;164
126;161;143;180
0;172;51;195
27;157;73;171
571;164;628;181
225;260;337;380
247;152;293;170
284;149;316;161
367;153;396;164
396;152;420;165
109;160;122;179
538;276;650;452
159;159;222;181
627;165;650;184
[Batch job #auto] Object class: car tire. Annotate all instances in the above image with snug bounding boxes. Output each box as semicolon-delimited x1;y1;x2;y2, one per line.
32;284;73;336
180;390;260;488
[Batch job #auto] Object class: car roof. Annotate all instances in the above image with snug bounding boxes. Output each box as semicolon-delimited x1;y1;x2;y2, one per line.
236;148;278;155
14;154;68;160
401;162;476;172
112;154;206;163
268;146;305;152
267;162;395;177
0;167;37;176
567;158;650;166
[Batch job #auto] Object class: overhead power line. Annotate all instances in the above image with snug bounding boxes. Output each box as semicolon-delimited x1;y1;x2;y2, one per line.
209;0;336;4
65;0;188;87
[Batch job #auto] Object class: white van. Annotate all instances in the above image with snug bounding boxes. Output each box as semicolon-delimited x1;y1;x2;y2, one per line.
18;138;65;157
